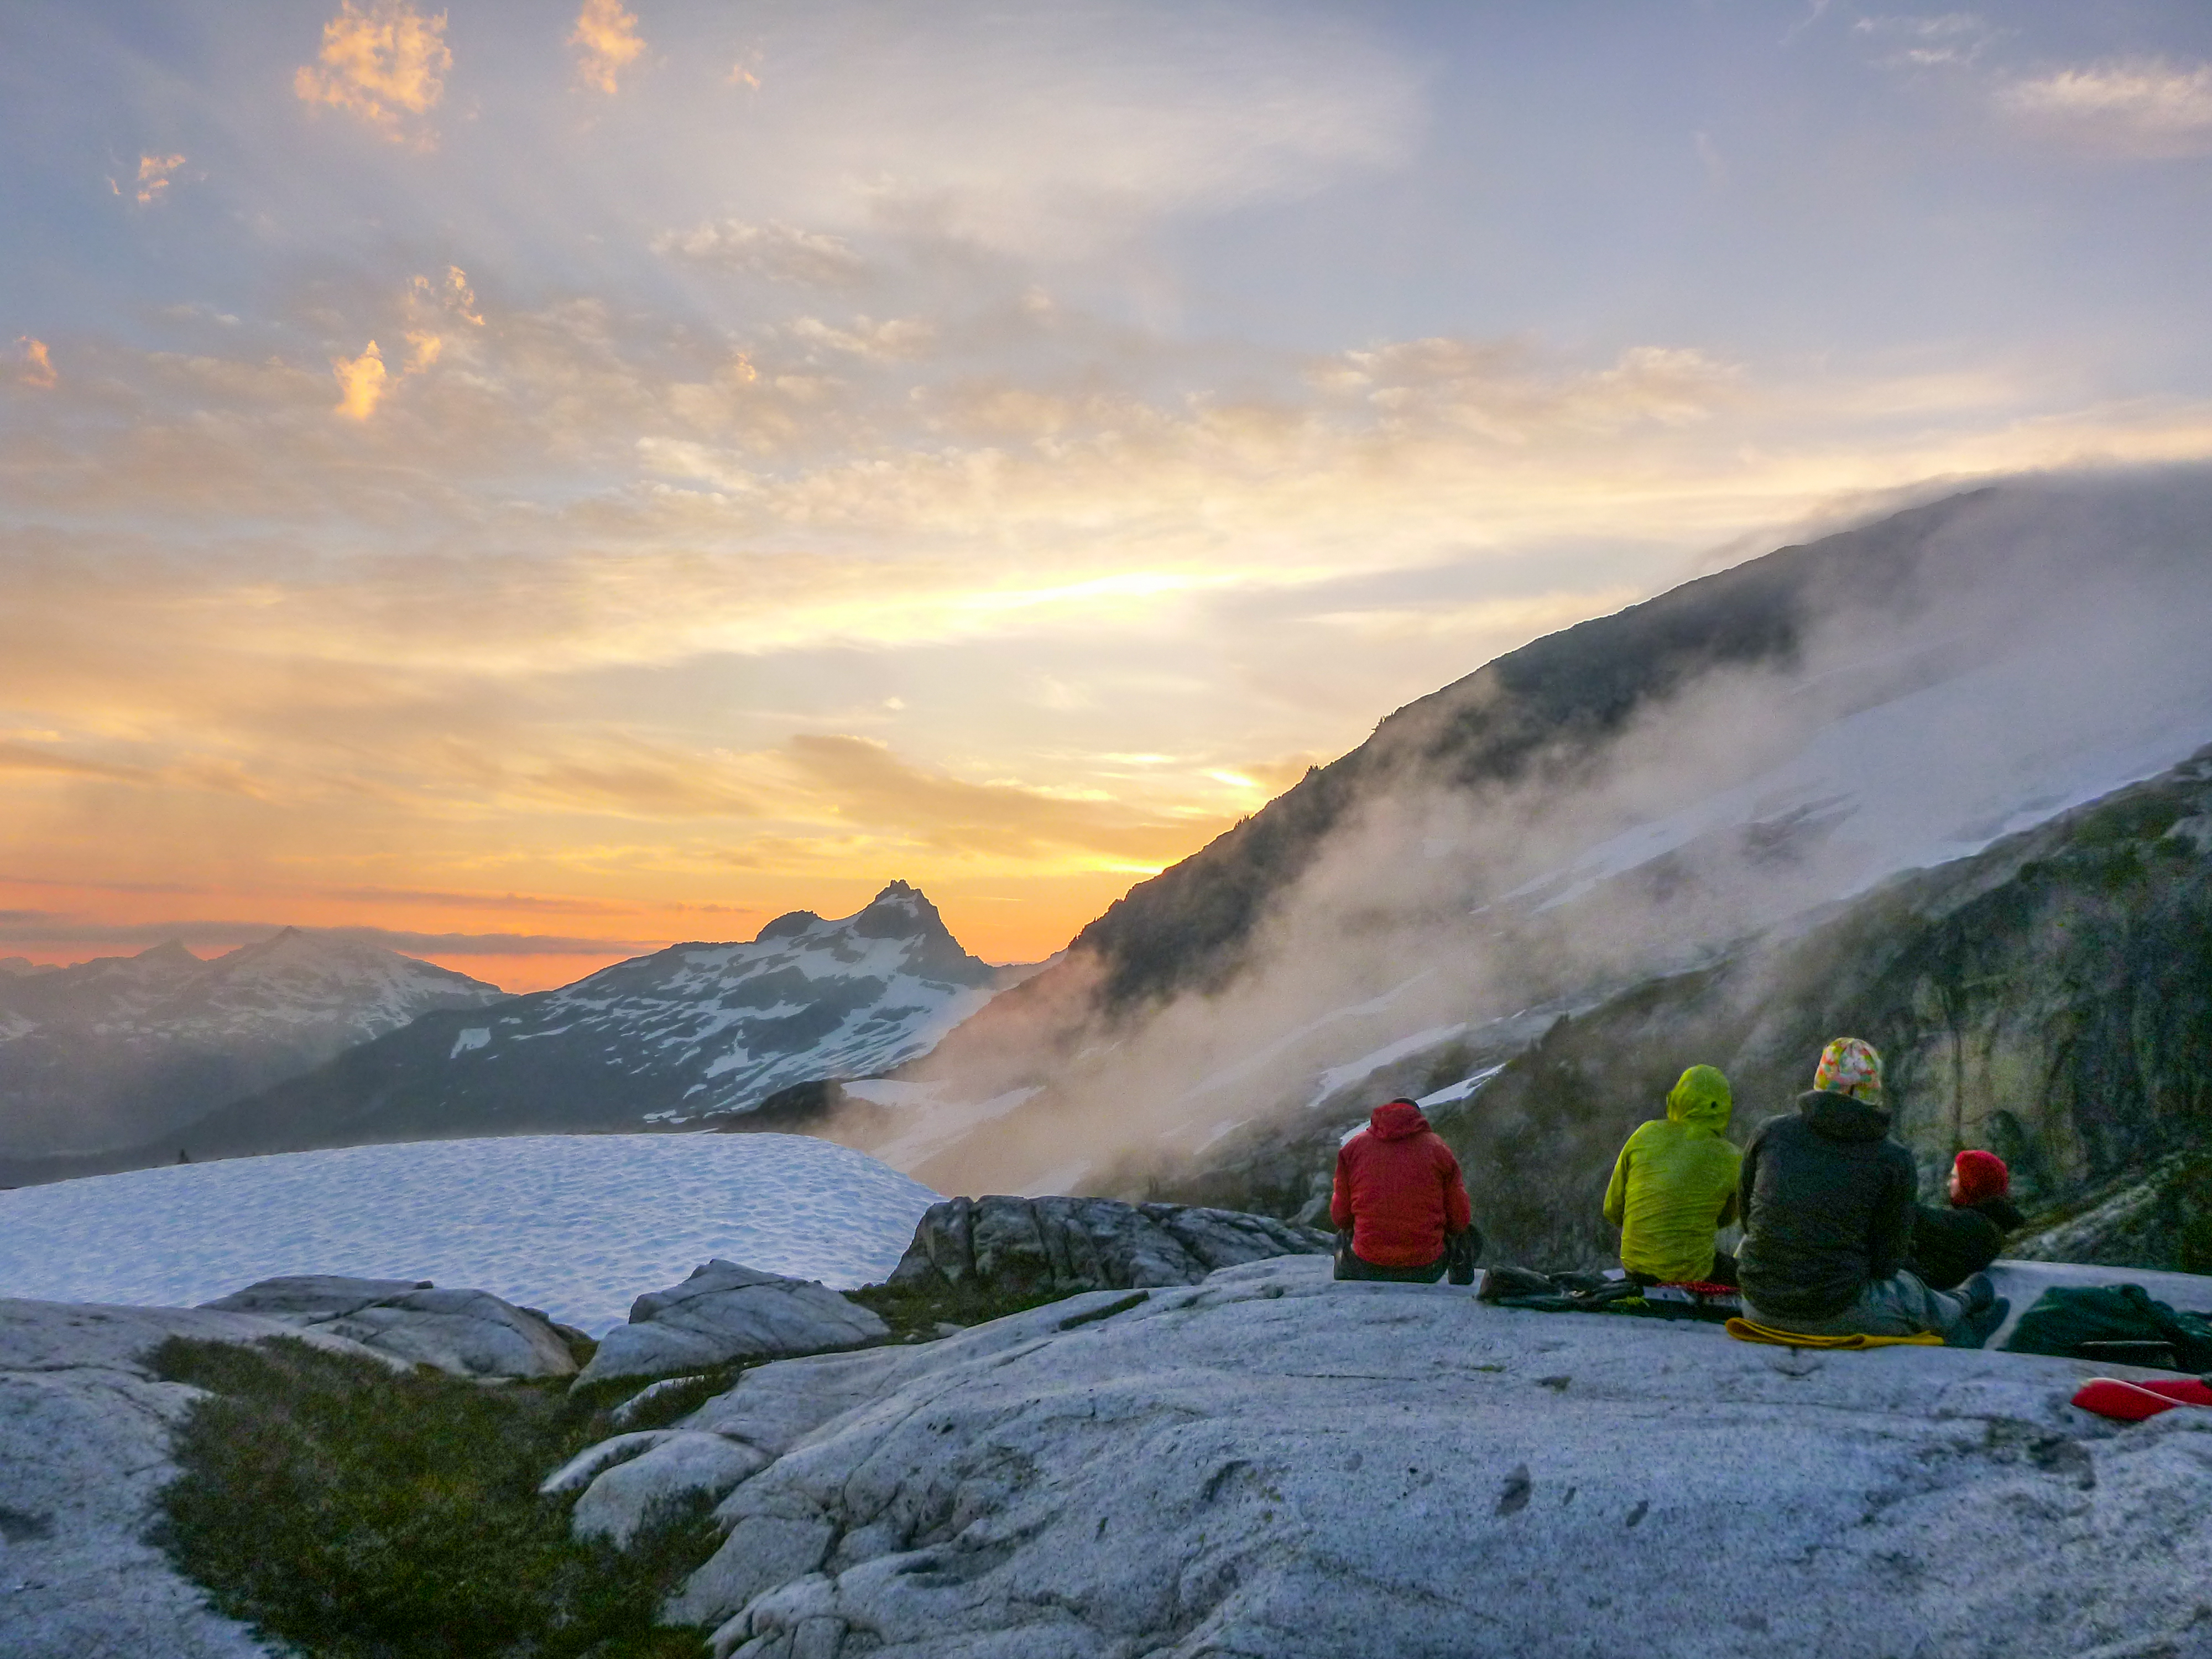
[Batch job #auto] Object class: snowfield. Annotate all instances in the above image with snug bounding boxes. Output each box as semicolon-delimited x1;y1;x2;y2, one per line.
0;1134;942;1333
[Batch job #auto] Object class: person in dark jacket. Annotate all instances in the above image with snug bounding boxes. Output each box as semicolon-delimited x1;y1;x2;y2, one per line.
1331;1098;1480;1284
1736;1039;1984;1339
1910;1149;2024;1291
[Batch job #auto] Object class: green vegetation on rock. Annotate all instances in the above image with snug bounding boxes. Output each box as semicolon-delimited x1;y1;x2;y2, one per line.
149;1335;716;1659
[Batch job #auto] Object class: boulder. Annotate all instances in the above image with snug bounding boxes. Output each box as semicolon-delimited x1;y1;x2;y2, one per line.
887;1194;1331;1296
547;1256;2212;1658
572;1261;888;1391
199;1275;577;1379
0;1298;392;1659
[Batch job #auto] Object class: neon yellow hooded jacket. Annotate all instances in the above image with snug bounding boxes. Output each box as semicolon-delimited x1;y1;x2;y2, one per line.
1603;1065;1742;1284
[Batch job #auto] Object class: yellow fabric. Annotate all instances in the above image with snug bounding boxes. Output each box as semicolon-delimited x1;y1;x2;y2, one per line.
1601;1067;1740;1284
1725;1317;1944;1350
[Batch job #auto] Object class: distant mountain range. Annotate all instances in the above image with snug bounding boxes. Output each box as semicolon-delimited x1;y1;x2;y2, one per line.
93;882;1021;1167
0;930;505;1161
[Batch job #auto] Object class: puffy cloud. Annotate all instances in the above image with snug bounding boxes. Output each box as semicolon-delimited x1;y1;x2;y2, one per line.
411;265;483;326
294;0;451;145
2000;58;2212;156
653;220;869;288
403;330;442;373
12;337;56;390
571;0;645;95
132;153;187;205
331;340;387;419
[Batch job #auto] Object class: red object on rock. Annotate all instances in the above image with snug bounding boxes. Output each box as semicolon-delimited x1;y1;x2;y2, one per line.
2070;1376;2212;1422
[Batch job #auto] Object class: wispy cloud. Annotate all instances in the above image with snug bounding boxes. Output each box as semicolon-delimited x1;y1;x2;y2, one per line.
294;0;452;145
571;0;646;95
0;914;658;957
411;265;483;326
1853;13;2000;70
790;314;936;362
654;220;870;288
129;153;187;205
0;742;148;783
11;337;56;390
780;734;1229;862
2000;58;2212;156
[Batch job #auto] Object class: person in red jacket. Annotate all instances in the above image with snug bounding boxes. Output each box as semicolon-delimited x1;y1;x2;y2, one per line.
1330;1097;1480;1284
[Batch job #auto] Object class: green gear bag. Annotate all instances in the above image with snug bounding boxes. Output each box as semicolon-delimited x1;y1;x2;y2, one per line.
2001;1283;2212;1371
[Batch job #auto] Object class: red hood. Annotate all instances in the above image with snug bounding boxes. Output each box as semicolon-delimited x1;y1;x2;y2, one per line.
1368;1099;1430;1141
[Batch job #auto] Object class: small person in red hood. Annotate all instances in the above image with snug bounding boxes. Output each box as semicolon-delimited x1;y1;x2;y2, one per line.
1330;1098;1480;1284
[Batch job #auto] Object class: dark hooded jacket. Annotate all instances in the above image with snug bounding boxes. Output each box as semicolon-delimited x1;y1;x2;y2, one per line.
1736;1090;1919;1321
1330;1100;1475;1269
1908;1196;2023;1291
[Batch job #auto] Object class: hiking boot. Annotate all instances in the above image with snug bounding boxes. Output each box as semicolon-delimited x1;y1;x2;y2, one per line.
1959;1272;1997;1314
1947;1296;2010;1350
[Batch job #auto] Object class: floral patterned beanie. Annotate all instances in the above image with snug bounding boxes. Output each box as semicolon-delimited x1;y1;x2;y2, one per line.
1813;1036;1884;1103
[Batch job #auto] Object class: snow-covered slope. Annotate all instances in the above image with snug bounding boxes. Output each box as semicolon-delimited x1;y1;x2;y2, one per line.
0;1133;942;1333
159;882;1006;1160
0;931;505;1159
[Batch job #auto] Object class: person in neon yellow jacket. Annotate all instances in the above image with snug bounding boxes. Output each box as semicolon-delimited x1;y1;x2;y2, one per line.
1602;1065;1743;1286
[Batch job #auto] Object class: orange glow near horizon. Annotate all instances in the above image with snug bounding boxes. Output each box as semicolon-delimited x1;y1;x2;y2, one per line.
10;4;2212;1009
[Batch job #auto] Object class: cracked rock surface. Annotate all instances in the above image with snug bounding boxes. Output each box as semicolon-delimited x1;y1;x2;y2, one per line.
200;1273;579;1379
557;1256;2212;1659
0;1298;391;1659
886;1195;1331;1297
573;1260;890;1390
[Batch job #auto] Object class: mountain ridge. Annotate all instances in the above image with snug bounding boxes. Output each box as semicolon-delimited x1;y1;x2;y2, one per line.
88;881;1013;1170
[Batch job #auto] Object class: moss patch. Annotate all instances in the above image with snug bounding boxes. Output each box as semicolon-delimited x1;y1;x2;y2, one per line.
845;1276;1086;1342
149;1336;716;1659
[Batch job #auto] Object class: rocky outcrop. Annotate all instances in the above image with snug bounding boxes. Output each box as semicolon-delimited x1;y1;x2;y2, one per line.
549;1255;2212;1659
0;1298;393;1659
198;1275;580;1379
572;1261;889;1391
886;1195;1331;1297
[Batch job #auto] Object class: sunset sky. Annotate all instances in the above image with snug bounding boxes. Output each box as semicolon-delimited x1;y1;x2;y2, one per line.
6;1;2212;990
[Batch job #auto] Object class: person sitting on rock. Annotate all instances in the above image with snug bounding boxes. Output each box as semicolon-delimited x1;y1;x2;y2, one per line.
1908;1149;2023;1291
1602;1064;1743;1288
1331;1097;1480;1284
1736;1038;1993;1340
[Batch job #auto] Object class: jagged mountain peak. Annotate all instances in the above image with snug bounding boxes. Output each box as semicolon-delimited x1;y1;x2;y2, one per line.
753;881;948;947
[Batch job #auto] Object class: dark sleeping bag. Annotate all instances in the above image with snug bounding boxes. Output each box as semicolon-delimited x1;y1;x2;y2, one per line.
2001;1284;2212;1371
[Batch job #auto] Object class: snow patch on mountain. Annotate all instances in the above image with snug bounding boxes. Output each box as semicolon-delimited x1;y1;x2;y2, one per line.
444;882;1000;1125
0;1134;941;1334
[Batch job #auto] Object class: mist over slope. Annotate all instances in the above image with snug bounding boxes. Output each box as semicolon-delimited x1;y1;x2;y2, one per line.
851;468;2212;1213
0;930;504;1160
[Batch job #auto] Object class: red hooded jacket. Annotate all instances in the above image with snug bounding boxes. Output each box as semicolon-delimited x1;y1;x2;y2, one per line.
1329;1099;1474;1267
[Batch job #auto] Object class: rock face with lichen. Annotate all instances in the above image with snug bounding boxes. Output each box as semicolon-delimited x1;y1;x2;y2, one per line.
197;1274;580;1379
885;1194;1331;1297
573;1260;890;1391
